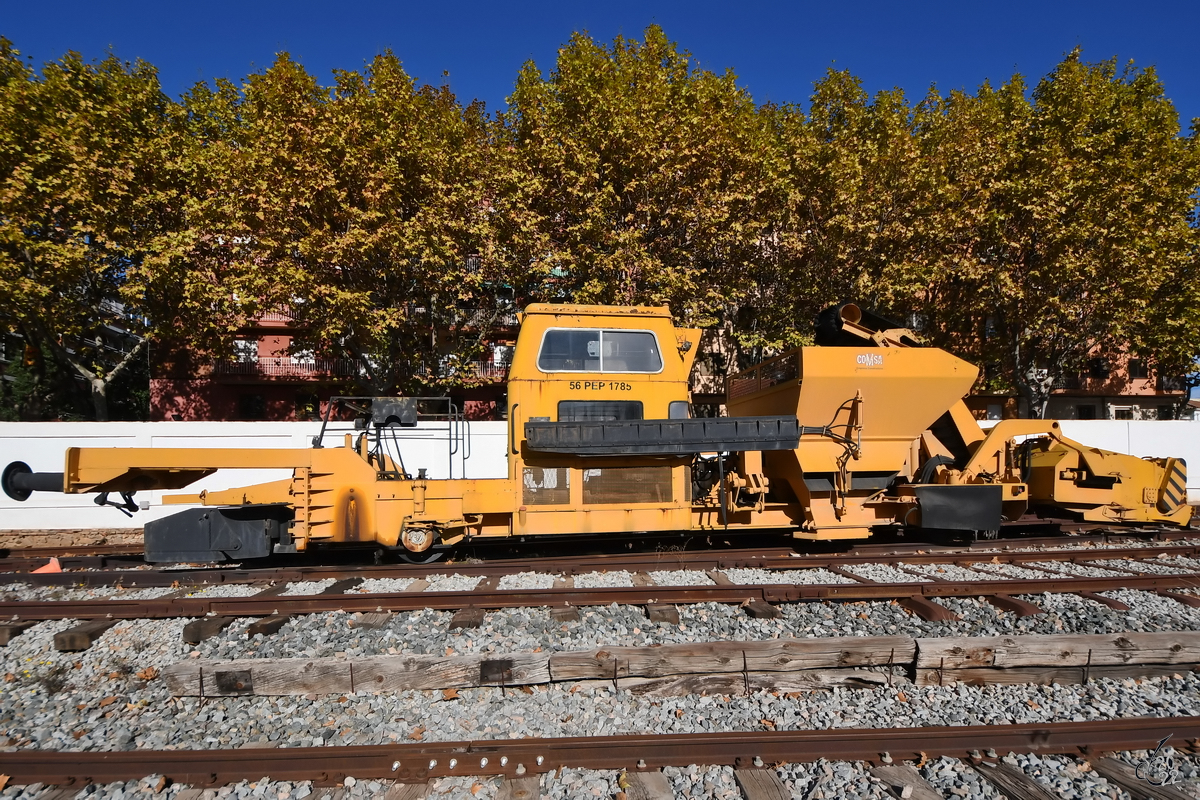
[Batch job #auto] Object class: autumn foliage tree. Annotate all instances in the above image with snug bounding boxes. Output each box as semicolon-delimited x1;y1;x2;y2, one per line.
494;28;774;332
916;52;1200;416
1;28;1198;419
0;39;177;419
160;53;499;394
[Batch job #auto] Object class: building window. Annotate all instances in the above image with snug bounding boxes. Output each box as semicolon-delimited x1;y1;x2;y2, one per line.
1077;405;1097;420
238;394;266;420
1112;407;1134;420
1128;359;1149;380
1158;405;1175;420
491;344;513;366
986;404;1003;421
296;393;319;420
1088;358;1110;380
1158;375;1186;391
290;349;315;365
233;339;259;363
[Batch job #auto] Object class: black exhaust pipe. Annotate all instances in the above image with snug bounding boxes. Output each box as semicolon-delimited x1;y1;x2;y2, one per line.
2;461;65;501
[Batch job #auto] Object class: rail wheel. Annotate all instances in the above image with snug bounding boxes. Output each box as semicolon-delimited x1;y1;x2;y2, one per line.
397;524;449;563
397;547;449;564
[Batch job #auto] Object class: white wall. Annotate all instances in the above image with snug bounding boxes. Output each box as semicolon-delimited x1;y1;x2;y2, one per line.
1056;420;1200;503
0;420;508;530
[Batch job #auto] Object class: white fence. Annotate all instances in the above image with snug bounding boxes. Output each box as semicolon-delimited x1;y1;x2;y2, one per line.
1055;420;1200;504
1;419;1197;530
0;421;507;530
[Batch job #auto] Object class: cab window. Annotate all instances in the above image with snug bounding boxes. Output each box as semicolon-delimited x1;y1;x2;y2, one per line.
558;401;643;421
537;329;662;373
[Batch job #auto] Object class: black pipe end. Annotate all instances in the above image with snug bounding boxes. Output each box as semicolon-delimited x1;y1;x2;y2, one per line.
2;461;32;502
2;462;64;501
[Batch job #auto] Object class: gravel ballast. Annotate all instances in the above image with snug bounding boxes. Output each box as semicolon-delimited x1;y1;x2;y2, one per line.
3;591;1200;757
6;553;1200;798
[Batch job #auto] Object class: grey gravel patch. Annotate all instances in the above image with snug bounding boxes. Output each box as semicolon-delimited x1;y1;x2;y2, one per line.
2;583;135;603
1026;560;1133;578
1164;554;1200;570
1091;557;1200;576
1094;589;1200;629
542;767;620;800
426;774;502;798
107;586;182;600
973;537;1200;553
282;578;338;596
1108;751;1200;798
185;583;265;598
721;567;855;585
998;752;1129;799
424;574;482;592
647;569;714;586
573;571;633;588
843;563;930;583
904;563;997;581
920;756;1001;799
976;562;1058;580
498;572;557;590
350;577;416;593
775;759;891;799
662;764;742;799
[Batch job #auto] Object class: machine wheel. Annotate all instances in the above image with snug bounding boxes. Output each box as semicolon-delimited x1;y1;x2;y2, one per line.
397;547;449;564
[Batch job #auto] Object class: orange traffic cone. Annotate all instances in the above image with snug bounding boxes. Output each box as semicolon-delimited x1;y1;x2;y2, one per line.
31;557;61;573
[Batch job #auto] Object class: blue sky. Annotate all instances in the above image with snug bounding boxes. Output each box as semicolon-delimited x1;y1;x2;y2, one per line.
3;0;1198;129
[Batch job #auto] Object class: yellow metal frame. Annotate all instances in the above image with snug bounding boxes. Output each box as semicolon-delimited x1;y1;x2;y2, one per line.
53;303;1192;552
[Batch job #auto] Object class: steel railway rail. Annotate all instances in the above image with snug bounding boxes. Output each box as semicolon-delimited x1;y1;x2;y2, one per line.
0;523;1194;573
3;567;1200;623
3;535;1200;589
0;717;1193;787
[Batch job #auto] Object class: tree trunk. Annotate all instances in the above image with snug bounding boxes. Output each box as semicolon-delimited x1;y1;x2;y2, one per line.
34;331;147;422
90;376;110;422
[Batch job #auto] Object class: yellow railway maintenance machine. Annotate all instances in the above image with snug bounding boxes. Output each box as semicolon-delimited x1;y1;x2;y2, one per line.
3;303;1191;563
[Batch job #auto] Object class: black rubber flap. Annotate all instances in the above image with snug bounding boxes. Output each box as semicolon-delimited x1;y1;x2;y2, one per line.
524;416;800;456
913;484;1003;531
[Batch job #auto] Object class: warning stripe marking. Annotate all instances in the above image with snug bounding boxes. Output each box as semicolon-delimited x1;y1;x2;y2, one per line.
1159;462;1188;513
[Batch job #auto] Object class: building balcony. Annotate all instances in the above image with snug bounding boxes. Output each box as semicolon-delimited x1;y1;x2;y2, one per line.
414;359;509;383
211;357;359;379
208;356;510;384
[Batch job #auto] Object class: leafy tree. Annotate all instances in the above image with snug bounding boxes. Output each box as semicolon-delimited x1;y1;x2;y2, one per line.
3;33;1198;424
750;73;947;355
172;53;497;393
0;39;174;419
937;51;1200;417
494;26;773;337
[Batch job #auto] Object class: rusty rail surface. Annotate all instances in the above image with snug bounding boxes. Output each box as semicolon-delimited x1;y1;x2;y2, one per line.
0;717;1194;787
5;535;1200;590
2;570;1200;622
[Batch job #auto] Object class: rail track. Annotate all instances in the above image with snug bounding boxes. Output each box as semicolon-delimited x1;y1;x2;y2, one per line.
3;537;1200;628
0;522;1193;573
5;528;1200;798
3;527;1199;584
1;717;1195;793
3;570;1200;623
